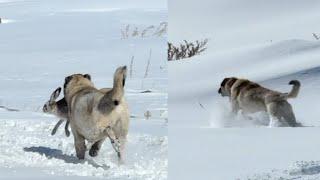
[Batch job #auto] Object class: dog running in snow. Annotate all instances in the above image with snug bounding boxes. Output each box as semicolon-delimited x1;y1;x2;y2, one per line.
63;66;129;161
218;77;301;127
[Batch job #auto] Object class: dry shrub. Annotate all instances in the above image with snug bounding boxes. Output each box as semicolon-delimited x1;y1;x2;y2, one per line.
168;39;208;61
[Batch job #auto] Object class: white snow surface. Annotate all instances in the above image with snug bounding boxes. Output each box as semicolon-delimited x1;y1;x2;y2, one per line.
0;0;167;179
169;0;320;179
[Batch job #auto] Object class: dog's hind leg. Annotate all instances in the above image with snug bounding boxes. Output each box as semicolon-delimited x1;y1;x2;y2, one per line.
89;138;106;157
278;102;298;127
267;101;298;127
114;121;128;164
105;127;121;156
51;119;64;135
118;137;127;164
64;119;70;137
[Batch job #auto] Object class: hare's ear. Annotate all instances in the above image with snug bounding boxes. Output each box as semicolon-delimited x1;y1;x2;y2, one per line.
50;87;61;102
83;74;91;81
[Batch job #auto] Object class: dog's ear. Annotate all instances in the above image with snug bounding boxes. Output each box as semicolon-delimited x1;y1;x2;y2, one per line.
83;74;91;81
220;78;230;87
64;76;72;89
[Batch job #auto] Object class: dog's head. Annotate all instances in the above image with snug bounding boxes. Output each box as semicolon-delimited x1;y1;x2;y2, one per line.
218;77;237;97
63;73;93;96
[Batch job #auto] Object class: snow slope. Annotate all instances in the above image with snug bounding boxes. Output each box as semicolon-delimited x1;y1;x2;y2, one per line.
0;0;167;179
169;0;320;179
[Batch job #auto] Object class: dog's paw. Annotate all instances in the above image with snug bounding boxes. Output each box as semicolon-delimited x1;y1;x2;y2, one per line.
76;152;85;160
89;148;99;157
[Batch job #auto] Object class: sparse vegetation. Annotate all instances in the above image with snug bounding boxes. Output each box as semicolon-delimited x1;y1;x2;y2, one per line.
313;33;319;40
129;56;134;79
144;49;152;78
140;49;152;89
121;22;167;39
144;110;151;120
168;39;209;61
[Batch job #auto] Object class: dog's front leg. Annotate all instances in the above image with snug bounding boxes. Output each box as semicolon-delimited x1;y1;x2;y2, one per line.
241;111;253;120
89;138;106;157
105;127;121;157
230;99;240;115
73;131;86;159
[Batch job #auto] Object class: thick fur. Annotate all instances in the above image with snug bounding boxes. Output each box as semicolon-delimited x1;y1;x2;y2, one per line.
64;67;129;160
218;77;301;127
44;86;112;137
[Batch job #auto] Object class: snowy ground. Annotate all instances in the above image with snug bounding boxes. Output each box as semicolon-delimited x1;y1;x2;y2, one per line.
0;0;167;179
169;0;320;179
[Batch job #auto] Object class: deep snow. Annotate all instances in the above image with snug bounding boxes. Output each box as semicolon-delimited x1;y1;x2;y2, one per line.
169;0;320;179
0;0;167;179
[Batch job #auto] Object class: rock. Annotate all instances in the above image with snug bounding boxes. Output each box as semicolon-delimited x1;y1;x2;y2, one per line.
140;90;152;93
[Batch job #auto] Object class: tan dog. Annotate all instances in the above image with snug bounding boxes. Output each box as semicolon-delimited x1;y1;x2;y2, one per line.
43;86;112;137
218;77;301;127
64;66;129;161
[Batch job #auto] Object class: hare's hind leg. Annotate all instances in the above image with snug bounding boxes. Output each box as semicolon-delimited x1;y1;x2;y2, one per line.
105;127;121;157
64;119;70;137
51;119;64;135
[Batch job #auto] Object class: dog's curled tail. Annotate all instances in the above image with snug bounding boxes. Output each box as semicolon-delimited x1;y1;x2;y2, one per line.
286;80;300;98
278;80;300;100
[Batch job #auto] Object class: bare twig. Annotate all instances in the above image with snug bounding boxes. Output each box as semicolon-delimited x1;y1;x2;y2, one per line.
144;49;152;78
313;33;319;40
153;22;168;37
121;24;130;39
129;56;134;79
141;25;155;38
132;27;139;37
198;102;206;110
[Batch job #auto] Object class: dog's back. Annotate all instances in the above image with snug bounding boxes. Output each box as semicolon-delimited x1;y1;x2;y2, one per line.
70;88;106;140
70;87;129;142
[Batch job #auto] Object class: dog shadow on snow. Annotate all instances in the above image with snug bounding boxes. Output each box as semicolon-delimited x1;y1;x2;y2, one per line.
23;146;109;169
